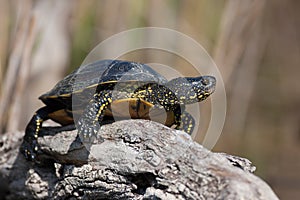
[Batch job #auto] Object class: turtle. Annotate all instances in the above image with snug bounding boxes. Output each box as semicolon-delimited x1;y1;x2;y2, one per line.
21;59;216;161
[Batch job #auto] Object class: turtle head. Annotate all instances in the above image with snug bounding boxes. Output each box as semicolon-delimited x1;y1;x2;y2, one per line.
166;76;216;104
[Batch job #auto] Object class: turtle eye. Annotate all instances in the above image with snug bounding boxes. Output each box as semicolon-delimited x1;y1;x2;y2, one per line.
201;78;209;86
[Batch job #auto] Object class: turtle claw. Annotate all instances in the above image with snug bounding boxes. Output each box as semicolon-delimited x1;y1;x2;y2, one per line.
77;119;99;143
21;139;39;161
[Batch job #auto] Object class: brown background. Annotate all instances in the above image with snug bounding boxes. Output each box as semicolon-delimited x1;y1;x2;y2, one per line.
1;1;299;199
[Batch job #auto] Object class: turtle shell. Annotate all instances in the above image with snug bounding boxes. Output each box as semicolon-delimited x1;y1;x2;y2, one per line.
40;60;167;100
38;60;168;125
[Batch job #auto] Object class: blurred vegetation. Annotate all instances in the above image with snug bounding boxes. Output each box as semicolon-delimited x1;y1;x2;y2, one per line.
1;0;299;199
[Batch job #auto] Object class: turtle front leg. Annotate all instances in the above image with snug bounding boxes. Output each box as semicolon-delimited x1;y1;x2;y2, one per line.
77;90;112;142
175;111;195;135
21;106;52;161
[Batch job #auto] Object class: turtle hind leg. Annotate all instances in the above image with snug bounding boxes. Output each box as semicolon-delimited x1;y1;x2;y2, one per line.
77;90;112;143
175;111;195;135
21;106;54;161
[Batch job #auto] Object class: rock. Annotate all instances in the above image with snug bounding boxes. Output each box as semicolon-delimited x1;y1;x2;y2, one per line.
0;120;279;199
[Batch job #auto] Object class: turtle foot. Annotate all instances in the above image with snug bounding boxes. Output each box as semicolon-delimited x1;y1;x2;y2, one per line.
21;138;39;161
77;119;99;143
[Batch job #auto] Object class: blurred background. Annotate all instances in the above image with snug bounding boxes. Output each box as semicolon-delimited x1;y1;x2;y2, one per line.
1;0;299;199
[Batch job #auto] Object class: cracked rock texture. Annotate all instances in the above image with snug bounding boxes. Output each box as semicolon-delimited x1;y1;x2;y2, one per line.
0;120;278;199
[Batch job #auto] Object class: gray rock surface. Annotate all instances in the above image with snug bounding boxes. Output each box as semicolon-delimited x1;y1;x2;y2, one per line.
0;120;279;199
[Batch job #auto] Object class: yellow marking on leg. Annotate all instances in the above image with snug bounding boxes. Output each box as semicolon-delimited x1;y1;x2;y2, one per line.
95;94;113;123
35;118;43;138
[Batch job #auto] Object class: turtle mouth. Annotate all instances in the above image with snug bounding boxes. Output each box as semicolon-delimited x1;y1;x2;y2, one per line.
194;76;216;101
201;76;216;94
